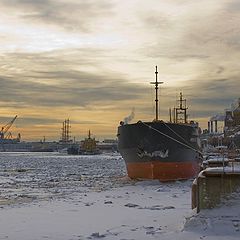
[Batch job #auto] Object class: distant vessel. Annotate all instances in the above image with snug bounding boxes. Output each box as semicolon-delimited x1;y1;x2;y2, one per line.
81;130;100;154
30;142;54;152
67;130;100;155
0;141;33;152
59;119;73;144
117;66;202;181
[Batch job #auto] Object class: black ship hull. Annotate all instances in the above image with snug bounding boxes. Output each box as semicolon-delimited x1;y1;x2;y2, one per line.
117;121;202;181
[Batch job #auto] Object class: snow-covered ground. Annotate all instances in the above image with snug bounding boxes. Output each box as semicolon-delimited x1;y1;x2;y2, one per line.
0;152;239;240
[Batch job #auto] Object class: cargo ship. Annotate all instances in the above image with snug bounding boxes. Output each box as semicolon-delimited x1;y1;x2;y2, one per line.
117;66;202;181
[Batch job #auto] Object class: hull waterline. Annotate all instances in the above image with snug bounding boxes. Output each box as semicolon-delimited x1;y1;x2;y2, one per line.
126;161;200;181
117;121;202;181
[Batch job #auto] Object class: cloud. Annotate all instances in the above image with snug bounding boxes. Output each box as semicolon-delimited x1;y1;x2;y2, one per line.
0;116;100;127
1;0;240;139
0;0;113;32
226;0;240;12
129;0;240;122
0;50;147;109
136;0;240;63
177;76;240;120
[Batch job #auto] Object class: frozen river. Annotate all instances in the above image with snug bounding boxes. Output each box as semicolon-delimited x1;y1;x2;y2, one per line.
0;152;126;204
0;152;239;240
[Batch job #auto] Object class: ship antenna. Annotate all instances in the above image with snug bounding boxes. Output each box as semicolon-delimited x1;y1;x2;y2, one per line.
150;66;163;121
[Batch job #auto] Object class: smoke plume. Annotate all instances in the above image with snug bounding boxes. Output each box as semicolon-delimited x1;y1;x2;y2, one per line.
123;108;135;124
210;114;225;121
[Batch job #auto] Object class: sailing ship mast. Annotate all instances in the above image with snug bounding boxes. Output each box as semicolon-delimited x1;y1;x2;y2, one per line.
150;66;163;121
61;119;71;143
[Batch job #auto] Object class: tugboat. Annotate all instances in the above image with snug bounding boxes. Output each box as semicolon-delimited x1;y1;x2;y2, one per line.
117;66;202;181
67;130;100;155
80;130;100;155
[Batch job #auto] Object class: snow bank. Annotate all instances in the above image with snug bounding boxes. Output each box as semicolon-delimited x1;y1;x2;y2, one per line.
0;152;239;239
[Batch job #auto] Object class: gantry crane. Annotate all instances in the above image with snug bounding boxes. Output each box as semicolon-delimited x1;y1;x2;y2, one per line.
0;115;18;139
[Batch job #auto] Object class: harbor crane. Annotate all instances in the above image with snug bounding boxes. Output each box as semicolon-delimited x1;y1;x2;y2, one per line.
0;115;18;139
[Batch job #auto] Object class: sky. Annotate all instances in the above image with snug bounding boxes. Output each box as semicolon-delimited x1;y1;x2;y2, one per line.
0;0;240;141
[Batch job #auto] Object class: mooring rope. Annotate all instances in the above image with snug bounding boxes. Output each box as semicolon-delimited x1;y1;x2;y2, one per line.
140;121;202;154
162;121;192;146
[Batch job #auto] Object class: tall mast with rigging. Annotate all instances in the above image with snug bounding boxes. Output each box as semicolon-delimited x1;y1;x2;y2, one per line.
150;66;163;121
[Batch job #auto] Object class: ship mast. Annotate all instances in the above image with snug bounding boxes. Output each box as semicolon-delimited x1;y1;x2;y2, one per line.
150;66;163;121
61;119;71;143
175;92;188;123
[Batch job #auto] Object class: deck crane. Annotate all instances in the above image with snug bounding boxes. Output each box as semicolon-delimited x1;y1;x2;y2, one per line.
0;115;18;139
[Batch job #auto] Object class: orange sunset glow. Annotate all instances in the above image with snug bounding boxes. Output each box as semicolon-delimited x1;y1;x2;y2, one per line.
1;0;240;141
